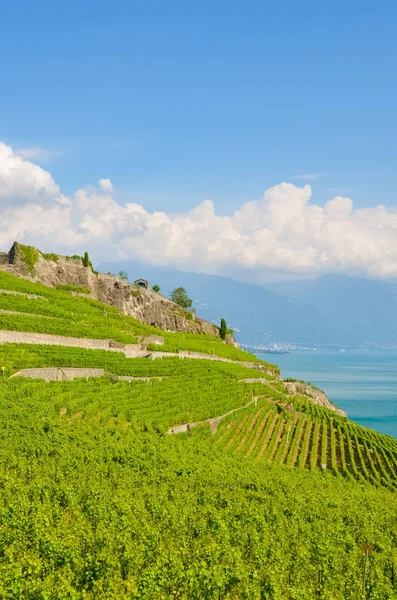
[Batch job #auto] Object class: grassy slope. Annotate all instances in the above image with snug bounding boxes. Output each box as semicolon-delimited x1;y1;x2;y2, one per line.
1;375;397;598
1;272;397;597
0;271;276;368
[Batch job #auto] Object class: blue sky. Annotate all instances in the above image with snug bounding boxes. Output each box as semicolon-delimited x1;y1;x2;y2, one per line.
2;0;397;214
1;1;397;282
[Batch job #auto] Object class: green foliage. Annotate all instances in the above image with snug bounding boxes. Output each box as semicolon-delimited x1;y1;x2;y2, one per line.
219;318;227;340
65;254;82;261
152;284;160;293
18;244;39;275
0;343;271;380
119;270;128;281
0;272;278;367
0;374;396;596
41;252;59;262
0;285;396;596
170;287;192;310
83;251;90;267
215;392;397;490
56;284;91;294
1;359;268;429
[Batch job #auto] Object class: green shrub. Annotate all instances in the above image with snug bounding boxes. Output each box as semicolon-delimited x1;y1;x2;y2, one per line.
42;253;59;262
56;284;91;294
65;255;82;261
18;244;39;275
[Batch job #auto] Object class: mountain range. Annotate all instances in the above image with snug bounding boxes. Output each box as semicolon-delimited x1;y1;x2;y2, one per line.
99;261;397;348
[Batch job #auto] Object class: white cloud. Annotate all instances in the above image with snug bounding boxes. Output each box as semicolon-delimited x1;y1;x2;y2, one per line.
291;173;326;181
0;142;61;206
1;141;397;280
99;178;113;192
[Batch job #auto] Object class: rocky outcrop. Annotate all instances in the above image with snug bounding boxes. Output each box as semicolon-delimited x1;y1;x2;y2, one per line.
0;242;228;338
283;380;346;417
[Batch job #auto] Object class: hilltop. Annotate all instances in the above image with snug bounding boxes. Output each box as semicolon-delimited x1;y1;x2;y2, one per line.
0;253;397;597
0;242;228;338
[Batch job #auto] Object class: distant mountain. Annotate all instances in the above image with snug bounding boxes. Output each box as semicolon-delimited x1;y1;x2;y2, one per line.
99;262;397;348
264;274;397;347
99;261;343;346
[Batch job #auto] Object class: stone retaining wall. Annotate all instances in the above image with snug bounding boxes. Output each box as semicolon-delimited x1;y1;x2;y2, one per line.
12;368;106;381
0;330;148;357
12;368;166;382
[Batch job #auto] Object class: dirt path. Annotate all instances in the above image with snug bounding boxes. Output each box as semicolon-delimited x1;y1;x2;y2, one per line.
0;309;55;319
0;289;46;300
167;396;260;435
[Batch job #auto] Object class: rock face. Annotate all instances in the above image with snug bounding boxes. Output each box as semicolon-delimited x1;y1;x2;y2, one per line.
0;243;226;338
283;380;346;417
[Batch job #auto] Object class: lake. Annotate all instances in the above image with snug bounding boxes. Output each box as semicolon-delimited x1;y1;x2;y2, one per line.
257;351;397;439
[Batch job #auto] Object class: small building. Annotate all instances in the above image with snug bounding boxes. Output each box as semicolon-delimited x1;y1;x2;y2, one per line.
135;278;149;289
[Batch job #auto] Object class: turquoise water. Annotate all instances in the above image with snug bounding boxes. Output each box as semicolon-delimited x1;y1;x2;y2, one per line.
257;351;397;439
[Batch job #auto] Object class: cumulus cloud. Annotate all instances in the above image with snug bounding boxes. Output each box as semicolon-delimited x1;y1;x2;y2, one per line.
1;141;397;280
0;143;61;206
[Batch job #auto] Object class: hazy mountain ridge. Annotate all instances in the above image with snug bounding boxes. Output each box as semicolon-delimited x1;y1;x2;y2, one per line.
100;261;397;348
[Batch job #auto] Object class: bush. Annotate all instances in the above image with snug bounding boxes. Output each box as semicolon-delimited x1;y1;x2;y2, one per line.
56;284;91;294
65;255;82;261
170;287;192;310
42;253;59;262
18;244;39;275
152;284;160;293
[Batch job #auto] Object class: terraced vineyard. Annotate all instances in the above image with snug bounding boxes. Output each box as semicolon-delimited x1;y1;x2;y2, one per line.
3;267;397;596
215;396;397;490
4;339;397;491
0;271;274;365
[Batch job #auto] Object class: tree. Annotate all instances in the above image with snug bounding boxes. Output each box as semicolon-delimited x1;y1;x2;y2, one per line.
220;318;227;340
119;270;128;281
152;284;160;293
83;252;90;268
170;287;192;310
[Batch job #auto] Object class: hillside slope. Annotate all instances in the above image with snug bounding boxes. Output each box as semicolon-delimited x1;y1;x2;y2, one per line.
0;242;223;337
1;263;397;598
0;270;267;367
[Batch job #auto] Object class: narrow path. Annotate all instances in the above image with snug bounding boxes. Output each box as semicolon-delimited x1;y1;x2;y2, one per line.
166;396;265;435
0;289;47;300
0;309;55;319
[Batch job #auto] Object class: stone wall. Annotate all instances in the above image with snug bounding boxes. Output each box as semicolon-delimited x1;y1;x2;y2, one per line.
12;367;106;381
0;330;148;356
283;381;346;417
